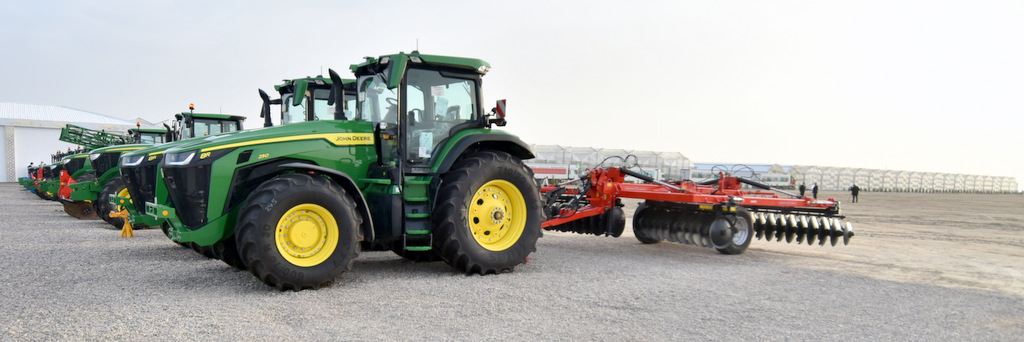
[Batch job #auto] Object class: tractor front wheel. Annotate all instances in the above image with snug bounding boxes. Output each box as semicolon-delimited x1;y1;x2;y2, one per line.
433;151;543;275
97;177;129;229
235;173;360;290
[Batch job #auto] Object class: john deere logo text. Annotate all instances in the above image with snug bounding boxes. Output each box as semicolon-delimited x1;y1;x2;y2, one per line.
329;133;374;146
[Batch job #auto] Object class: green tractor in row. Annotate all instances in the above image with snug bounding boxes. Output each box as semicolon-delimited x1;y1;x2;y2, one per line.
117;76;352;255
151;52;543;290
74;114;244;228
48;124;167;218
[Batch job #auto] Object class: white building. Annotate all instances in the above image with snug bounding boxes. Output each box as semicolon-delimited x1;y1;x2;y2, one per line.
1;102;136;182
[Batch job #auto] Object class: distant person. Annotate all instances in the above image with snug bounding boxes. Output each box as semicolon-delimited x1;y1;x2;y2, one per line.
850;184;860;203
812;183;819;199
799;182;806;197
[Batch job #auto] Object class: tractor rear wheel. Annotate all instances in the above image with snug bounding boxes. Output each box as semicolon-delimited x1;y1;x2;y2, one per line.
433;151;542;275
716;207;754;255
235;173;360;290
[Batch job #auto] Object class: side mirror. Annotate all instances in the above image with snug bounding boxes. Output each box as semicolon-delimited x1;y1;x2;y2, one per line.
292;80;308;107
487;99;507;127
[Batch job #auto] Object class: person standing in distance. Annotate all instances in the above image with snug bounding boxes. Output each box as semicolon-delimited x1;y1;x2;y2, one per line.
812;183;819;199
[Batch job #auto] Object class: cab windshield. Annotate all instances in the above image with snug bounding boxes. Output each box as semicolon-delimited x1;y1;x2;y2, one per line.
283;88;357;123
281;94;304;125
356;74;397;124
192;119;240;138
139;132;166;144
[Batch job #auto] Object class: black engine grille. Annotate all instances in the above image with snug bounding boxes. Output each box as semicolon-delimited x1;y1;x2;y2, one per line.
64;158;86;176
92;153;121;176
121;157;161;214
162;165;212;230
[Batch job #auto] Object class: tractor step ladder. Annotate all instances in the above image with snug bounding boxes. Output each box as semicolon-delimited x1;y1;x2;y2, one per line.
402;177;433;251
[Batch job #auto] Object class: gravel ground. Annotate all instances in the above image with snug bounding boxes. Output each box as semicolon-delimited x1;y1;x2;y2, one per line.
2;183;1022;341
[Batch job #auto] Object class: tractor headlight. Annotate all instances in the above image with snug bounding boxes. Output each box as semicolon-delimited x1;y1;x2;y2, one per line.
61;158;70;165
165;151;196;166
89;153;101;161
121;154;146;167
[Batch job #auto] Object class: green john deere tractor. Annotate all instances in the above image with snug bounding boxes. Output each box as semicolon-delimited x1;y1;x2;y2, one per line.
153;52;542;290
56;125;168;219
74;113;244;229
57;150;98;218
35;154;65;201
118;76;352;256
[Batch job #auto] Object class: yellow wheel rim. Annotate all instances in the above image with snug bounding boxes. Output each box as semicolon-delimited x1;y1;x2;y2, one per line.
274;203;339;267
468;180;527;251
116;188;131;211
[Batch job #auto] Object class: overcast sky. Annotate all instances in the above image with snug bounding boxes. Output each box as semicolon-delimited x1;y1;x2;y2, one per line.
2;1;1021;189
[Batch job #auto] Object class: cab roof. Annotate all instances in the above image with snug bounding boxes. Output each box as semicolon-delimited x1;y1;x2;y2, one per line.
350;51;491;89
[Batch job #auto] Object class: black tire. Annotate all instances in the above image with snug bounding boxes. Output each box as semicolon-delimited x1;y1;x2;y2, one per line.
97;177;129;229
632;202;661;244
432;151;543;275
214;238;247;270
160;222;190;248
716;207;754;255
235;173;361;290
189;243;219;259
390;245;442;262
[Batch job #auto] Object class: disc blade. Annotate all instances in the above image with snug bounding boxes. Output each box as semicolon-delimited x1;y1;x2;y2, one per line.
784;215;796;243
794;216;807;244
843;222;854;245
829;219;839;246
818;217;830;246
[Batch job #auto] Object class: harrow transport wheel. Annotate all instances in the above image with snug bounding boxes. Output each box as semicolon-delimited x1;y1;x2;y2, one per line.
716;207;754;255
97;177;129;229
235;173;360;290
632;202;661;244
433;151;542;275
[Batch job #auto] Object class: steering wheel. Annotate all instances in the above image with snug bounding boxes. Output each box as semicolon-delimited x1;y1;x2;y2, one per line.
386;97;398;106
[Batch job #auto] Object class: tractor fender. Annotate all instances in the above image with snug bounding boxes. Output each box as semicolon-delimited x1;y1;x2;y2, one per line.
434;133;534;175
278;162;375;243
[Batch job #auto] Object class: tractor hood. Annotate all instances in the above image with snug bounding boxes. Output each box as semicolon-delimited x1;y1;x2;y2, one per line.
121;130;246;159
89;143;153;155
163;120;373;156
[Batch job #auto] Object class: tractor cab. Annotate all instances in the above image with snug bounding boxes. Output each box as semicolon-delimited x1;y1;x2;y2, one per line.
166;112;247;142
253;76;358;128
127;127;170;144
351;52;522;174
